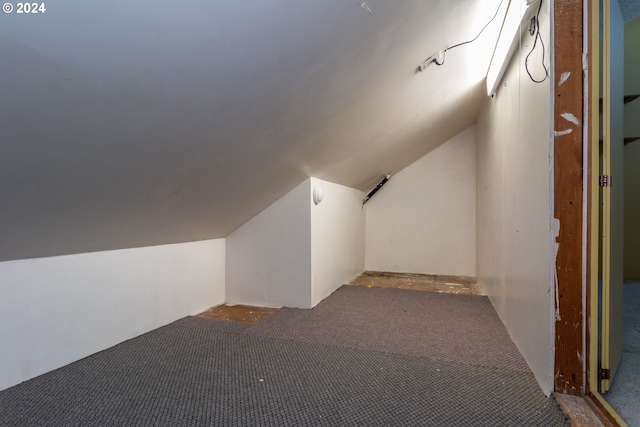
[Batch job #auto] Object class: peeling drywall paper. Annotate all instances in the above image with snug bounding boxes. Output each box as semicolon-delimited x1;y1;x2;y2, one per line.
560;112;581;126
558;72;571;86
554;129;573;136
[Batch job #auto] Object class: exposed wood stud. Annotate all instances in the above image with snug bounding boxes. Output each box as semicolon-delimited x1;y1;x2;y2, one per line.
553;0;585;395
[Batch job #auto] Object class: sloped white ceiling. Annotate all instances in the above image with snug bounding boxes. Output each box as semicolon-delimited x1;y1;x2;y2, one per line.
0;0;503;260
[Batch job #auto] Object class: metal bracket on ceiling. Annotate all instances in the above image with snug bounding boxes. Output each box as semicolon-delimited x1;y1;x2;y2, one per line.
362;174;391;205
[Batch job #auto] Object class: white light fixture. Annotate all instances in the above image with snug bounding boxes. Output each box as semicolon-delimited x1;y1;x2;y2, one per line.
486;0;540;96
312;185;324;205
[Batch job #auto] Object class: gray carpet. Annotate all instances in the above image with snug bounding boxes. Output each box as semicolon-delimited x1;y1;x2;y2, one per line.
606;281;640;426
247;286;531;371
0;286;569;426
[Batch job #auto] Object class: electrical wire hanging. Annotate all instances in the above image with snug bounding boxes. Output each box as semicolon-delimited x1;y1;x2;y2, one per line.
421;0;505;67
525;0;549;83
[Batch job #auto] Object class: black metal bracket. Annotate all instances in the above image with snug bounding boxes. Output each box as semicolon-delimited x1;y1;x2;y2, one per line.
362;174;390;205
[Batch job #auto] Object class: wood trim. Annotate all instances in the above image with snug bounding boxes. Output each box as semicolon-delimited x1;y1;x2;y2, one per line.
553;0;585;395
587;0;599;396
584;393;628;427
600;0;613;392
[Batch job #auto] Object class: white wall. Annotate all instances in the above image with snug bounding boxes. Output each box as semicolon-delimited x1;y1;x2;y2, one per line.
475;0;553;395
310;178;366;306
0;239;225;391
364;126;476;276
226;180;312;308
226;177;366;309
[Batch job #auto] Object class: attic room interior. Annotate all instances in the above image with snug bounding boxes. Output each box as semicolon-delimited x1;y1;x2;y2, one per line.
1;0;639;425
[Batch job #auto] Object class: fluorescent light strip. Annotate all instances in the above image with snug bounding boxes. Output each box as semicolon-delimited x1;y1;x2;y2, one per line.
486;0;540;96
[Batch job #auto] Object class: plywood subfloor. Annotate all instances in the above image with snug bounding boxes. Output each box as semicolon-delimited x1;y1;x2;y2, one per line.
199;272;482;324
197;305;279;324
349;271;484;296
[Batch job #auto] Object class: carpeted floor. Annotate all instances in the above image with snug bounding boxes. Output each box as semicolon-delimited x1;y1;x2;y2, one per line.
0;286;570;426
605;281;640;426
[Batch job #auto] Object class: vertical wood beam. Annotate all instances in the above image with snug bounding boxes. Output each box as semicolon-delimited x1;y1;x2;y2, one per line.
553;0;585;395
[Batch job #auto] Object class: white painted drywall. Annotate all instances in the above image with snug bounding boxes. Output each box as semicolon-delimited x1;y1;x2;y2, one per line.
0;239;225;391
364;126;476;276
226;180;312;308
475;0;553;395
310;178;365;306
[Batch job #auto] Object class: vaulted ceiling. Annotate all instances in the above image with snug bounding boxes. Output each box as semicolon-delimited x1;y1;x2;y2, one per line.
0;0;561;260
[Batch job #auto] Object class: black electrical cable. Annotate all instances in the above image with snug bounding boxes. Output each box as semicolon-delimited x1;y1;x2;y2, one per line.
525;0;549;83
426;0;505;67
